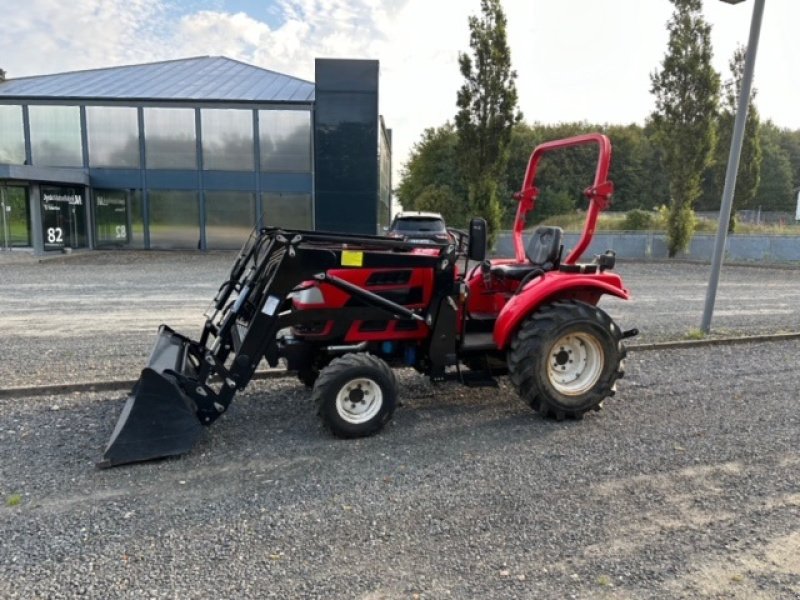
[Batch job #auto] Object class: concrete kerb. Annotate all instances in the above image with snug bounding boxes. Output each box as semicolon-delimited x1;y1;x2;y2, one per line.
4;331;800;399
0;369;286;400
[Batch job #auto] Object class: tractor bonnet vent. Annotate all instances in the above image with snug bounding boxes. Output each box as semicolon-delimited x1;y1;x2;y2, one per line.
366;270;412;286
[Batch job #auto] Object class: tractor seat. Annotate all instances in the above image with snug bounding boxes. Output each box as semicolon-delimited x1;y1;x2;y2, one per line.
490;226;563;280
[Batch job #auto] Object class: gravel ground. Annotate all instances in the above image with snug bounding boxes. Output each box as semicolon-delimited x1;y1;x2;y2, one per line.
2;250;800;388
1;251;800;598
1;343;799;598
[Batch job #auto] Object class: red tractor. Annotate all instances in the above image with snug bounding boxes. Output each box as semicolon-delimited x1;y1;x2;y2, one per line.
100;133;636;468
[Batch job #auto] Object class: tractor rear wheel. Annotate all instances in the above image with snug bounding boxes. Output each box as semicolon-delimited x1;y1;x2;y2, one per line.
312;353;397;438
507;300;625;419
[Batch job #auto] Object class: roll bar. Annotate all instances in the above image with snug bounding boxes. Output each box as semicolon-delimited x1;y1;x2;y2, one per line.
511;133;613;265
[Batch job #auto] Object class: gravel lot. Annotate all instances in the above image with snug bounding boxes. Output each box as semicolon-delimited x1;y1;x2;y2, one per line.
2;250;800;388
1;250;800;598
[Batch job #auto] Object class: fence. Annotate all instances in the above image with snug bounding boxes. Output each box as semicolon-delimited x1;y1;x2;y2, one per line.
493;231;800;263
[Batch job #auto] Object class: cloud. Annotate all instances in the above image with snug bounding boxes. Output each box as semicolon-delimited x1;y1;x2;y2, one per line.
5;0;800;190
1;0;168;76
0;0;470;183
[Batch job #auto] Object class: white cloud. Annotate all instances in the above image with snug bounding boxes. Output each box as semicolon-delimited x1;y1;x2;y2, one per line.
1;0;167;75
4;0;800;187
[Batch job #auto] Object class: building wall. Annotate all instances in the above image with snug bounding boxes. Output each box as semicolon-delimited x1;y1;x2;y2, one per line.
313;59;380;234
0;59;390;252
0;100;315;252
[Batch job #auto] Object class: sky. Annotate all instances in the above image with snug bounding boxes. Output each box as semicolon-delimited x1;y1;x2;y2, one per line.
2;0;799;185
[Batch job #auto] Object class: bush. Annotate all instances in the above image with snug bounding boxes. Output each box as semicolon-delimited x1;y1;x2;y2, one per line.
666;203;696;257
621;209;654;230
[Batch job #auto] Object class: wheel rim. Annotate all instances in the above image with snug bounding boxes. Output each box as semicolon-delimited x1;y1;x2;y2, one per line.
335;377;383;424
547;331;604;396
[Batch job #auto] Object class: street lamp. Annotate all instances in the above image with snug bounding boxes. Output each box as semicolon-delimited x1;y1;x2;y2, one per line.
700;0;766;333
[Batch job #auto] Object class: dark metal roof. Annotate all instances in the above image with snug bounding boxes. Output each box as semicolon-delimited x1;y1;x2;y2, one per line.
0;56;315;104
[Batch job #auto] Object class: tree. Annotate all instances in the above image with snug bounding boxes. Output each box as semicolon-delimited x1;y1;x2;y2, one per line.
414;185;462;227
754;122;794;212
650;0;720;256
710;45;761;232
506;122;597;225
455;0;521;245
604;124;655;212
396;124;466;219
773;127;800;190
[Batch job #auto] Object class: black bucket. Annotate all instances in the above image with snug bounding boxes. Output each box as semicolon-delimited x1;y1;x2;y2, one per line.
97;326;205;468
97;368;203;468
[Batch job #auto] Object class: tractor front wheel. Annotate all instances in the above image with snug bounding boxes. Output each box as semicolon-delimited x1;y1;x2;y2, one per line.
507;300;625;419
312;353;397;438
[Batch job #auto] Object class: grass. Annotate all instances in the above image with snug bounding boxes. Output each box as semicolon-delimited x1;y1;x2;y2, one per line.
684;328;706;341
5;494;22;507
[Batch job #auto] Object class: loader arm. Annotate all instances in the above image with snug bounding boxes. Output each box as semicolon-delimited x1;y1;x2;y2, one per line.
99;227;453;468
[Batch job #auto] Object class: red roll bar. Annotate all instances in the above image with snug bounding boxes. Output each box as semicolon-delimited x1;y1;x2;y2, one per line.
511;133;613;265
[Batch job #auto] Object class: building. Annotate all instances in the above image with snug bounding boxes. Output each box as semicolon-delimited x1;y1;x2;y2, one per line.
0;56;391;252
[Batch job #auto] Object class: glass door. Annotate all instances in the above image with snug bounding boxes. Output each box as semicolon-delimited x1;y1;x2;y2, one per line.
41;186;87;251
0;186;31;248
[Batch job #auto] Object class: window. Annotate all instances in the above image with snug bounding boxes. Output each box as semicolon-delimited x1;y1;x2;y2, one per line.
259;110;311;172
0;186;30;247
86;106;140;168
148;190;199;249
261;192;312;229
205;191;256;249
29;105;83;167
0;105;25;165
202;109;254;171
144;108;196;169
94;189;144;248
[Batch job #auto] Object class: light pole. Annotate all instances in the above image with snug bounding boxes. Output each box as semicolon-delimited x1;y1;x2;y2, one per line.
701;0;766;333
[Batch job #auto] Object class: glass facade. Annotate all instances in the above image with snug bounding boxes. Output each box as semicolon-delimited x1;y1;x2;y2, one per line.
29;105;83;167
87;106;140;168
94;189;144;248
0;105;25;164
148;190;199;249
202;109;254;171
259;110;312;172
205;191;256;249
378;125;391;230
262;192;313;229
144;108;196;169
0;186;30;247
0;61;384;252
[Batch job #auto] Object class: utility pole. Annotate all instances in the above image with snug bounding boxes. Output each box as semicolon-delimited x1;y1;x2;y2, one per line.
701;0;766;333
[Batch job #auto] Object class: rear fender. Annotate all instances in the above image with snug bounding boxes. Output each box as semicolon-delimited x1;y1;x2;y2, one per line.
493;271;630;349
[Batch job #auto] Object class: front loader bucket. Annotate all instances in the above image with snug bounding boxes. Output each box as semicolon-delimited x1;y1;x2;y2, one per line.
98;368;203;468
97;325;207;468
